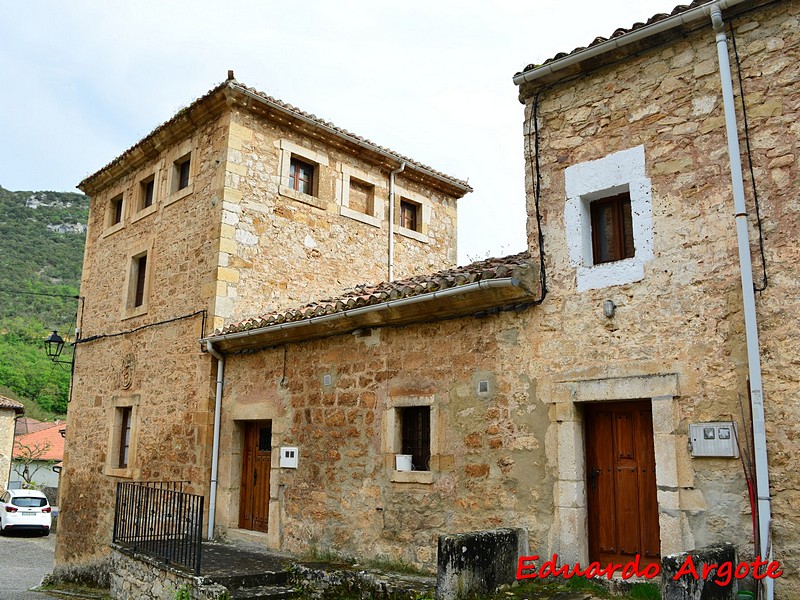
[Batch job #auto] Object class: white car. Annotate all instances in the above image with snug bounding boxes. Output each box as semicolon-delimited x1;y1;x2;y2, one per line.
0;489;52;535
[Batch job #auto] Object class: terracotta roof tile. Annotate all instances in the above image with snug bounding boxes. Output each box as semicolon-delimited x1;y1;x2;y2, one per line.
13;422;65;462
80;79;471;194
215;252;535;336
516;0;708;76
0;395;24;414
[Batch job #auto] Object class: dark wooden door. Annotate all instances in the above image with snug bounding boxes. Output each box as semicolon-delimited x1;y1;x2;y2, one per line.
238;421;271;533
585;401;660;566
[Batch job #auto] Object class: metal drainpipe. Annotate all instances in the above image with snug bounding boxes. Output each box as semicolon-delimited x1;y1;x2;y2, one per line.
205;340;224;540
711;6;773;597
388;162;406;281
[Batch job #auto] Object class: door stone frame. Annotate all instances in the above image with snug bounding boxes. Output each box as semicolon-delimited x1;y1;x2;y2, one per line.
541;372;688;565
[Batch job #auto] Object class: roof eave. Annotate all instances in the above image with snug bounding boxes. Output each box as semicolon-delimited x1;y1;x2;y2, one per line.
203;277;538;353
513;0;749;94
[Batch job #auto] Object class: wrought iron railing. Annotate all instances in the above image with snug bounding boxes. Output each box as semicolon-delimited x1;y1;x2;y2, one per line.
113;481;204;575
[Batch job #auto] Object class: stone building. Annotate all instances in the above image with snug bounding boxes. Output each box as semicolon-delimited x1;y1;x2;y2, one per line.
59;0;800;595
55;76;470;570
0;395;24;493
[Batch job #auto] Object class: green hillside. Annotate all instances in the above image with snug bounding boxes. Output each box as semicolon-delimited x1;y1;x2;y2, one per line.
0;186;89;414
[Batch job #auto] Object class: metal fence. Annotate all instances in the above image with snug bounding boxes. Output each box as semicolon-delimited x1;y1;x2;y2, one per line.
112;481;204;575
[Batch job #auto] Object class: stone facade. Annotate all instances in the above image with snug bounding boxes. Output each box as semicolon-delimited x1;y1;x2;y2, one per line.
60;0;800;595
56;79;469;574
0;395;24;493
515;0;800;593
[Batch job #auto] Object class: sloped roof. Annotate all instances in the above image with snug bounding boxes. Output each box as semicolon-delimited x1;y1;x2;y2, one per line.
80;78;471;196
13;423;65;462
15;417;52;436
215;251;537;337
516;0;709;77
0;395;23;415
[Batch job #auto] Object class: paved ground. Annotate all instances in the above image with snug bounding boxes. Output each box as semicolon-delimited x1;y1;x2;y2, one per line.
0;530;55;599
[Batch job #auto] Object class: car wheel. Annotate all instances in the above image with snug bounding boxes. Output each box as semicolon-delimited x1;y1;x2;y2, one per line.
43;529;50;537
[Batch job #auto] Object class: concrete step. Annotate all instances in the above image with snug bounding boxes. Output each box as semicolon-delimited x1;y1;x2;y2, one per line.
208;570;289;589
227;584;299;600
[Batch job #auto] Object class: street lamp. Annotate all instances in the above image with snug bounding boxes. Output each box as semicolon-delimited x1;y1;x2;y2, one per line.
44;330;71;365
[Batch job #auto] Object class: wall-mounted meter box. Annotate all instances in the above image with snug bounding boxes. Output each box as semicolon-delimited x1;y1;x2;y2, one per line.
280;447;299;468
689;422;739;458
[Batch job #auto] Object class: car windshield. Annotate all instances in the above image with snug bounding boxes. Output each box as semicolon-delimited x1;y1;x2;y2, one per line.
11;497;47;508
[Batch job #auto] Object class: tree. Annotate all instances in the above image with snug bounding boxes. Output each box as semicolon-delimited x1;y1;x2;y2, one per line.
12;440;54;489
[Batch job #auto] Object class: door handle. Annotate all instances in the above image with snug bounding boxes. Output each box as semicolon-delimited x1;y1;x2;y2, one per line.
254;469;257;486
589;467;601;491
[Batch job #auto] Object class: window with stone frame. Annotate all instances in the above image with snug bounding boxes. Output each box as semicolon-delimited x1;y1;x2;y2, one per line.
400;406;431;471
109;194;124;226
399;199;420;232
590;192;634;264
139;175;155;210
173;154;191;192
348;178;374;216
118;406;132;468
289;157;316;196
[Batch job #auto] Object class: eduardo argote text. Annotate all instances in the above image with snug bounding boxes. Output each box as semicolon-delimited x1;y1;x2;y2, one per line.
517;553;782;586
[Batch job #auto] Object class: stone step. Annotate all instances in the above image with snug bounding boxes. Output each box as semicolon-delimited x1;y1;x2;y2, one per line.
227;584;299;600
208;570;289;589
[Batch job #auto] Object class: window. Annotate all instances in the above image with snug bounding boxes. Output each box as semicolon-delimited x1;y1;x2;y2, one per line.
289;157;315;196
140;176;155;210
400;199;419;232
590;192;634;264
110;194;124;226
400;406;430;471
106;396;139;477
132;255;147;308
564;145;653;291
348;179;374;216
118;406;132;468
178;157;191;190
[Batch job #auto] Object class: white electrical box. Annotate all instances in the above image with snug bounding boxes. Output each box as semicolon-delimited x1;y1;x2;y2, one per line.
689;422;739;458
280;447;299;468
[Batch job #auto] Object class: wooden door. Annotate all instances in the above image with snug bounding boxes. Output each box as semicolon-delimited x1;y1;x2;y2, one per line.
238;421;271;533
585;401;660;566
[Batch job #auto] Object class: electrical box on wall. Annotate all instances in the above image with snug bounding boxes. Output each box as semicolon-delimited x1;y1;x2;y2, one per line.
689;422;739;458
280;447;299;468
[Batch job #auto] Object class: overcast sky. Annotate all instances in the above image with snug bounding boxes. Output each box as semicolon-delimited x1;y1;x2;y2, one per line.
1;0;681;264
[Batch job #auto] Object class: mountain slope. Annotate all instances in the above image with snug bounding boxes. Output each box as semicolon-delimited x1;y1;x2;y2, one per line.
0;186;89;414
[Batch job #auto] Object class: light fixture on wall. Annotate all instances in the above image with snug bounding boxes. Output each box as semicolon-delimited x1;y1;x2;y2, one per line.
44;331;72;364
603;300;616;318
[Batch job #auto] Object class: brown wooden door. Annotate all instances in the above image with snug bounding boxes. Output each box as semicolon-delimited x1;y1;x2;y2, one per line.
585;401;660;566
238;421;271;533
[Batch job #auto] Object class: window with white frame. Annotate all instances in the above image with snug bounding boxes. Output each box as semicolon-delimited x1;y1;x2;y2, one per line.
564;145;653;291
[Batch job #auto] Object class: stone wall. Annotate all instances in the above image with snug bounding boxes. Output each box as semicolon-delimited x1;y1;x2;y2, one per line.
212;109;460;330
215;310;551;572
518;0;799;593
56;112;228;566
110;546;228;600
0;407;16;493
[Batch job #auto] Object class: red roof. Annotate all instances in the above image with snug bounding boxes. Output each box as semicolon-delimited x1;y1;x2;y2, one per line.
15;417;54;437
13;422;65;462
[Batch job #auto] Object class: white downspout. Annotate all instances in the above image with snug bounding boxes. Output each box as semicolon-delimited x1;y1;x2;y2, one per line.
205;340;224;540
388;162;406;281
710;7;773;599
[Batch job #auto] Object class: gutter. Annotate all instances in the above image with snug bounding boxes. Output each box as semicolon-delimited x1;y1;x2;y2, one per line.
388;162;406;281
513;0;747;86
205;340;224;540
710;6;773;598
233;86;471;195
202;277;523;346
